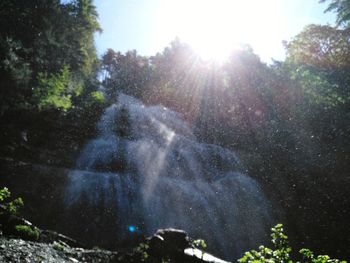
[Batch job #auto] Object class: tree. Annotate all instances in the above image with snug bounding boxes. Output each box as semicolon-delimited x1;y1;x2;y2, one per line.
320;0;350;27
0;0;101;113
147;38;204;122
284;24;350;108
101;49;151;100
284;24;350;69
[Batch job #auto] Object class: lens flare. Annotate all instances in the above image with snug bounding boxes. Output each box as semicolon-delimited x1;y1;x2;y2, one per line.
128;225;137;233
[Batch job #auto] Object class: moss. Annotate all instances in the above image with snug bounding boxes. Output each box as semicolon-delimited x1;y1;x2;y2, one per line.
14;225;40;241
53;241;66;251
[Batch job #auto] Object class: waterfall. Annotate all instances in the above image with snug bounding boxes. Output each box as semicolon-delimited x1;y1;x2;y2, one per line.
65;94;273;259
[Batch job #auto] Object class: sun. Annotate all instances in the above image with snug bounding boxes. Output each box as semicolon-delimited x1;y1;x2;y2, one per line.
157;0;281;62
175;0;244;61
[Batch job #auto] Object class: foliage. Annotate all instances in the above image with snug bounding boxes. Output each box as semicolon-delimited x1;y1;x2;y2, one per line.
286;64;349;107
34;66;73;111
0;187;11;202
194;239;207;260
0;187;23;216
0;0;349;259
0;187;39;241
146;39;203;120
100;39;202;120
53;241;66;251
193;239;207;250
0;0;101;113
90;91;106;105
239;224;347;263
284;24;350;69
53;241;69;252
14;225;40;241
0;37;32;85
134;242;150;262
320;0;350;27
101;49;151;100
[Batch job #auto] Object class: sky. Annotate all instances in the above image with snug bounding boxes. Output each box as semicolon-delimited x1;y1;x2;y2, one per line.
93;0;336;63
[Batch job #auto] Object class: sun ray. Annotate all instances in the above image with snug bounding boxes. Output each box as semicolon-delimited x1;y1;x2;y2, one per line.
156;0;281;62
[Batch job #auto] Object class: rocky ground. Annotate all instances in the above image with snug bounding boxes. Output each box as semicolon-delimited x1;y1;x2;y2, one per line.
0;206;229;263
0;231;229;263
0;237;121;263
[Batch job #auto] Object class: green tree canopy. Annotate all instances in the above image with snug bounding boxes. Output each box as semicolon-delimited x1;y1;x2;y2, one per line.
0;0;100;113
101;49;151;100
320;0;350;27
284;24;350;69
284;25;350;108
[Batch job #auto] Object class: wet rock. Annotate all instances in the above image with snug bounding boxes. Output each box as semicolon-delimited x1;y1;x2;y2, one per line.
146;228;231;263
39;230;82;248
148;228;191;258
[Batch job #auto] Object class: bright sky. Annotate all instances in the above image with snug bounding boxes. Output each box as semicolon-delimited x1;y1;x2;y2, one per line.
94;0;336;62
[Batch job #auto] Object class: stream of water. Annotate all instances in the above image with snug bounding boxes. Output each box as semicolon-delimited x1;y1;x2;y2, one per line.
65;94;273;259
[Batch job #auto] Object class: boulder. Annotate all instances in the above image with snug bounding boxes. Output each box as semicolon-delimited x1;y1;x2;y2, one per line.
147;228;230;263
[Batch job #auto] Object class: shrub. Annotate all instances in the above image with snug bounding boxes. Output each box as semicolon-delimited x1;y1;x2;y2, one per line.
14;225;40;241
53;241;69;251
239;224;347;263
90;91;105;105
0;187;23;215
134;242;150;262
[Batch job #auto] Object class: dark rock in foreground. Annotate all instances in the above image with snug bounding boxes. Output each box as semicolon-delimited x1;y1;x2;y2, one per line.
147;228;229;263
0;231;230;263
0;238;121;263
0;211;230;263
